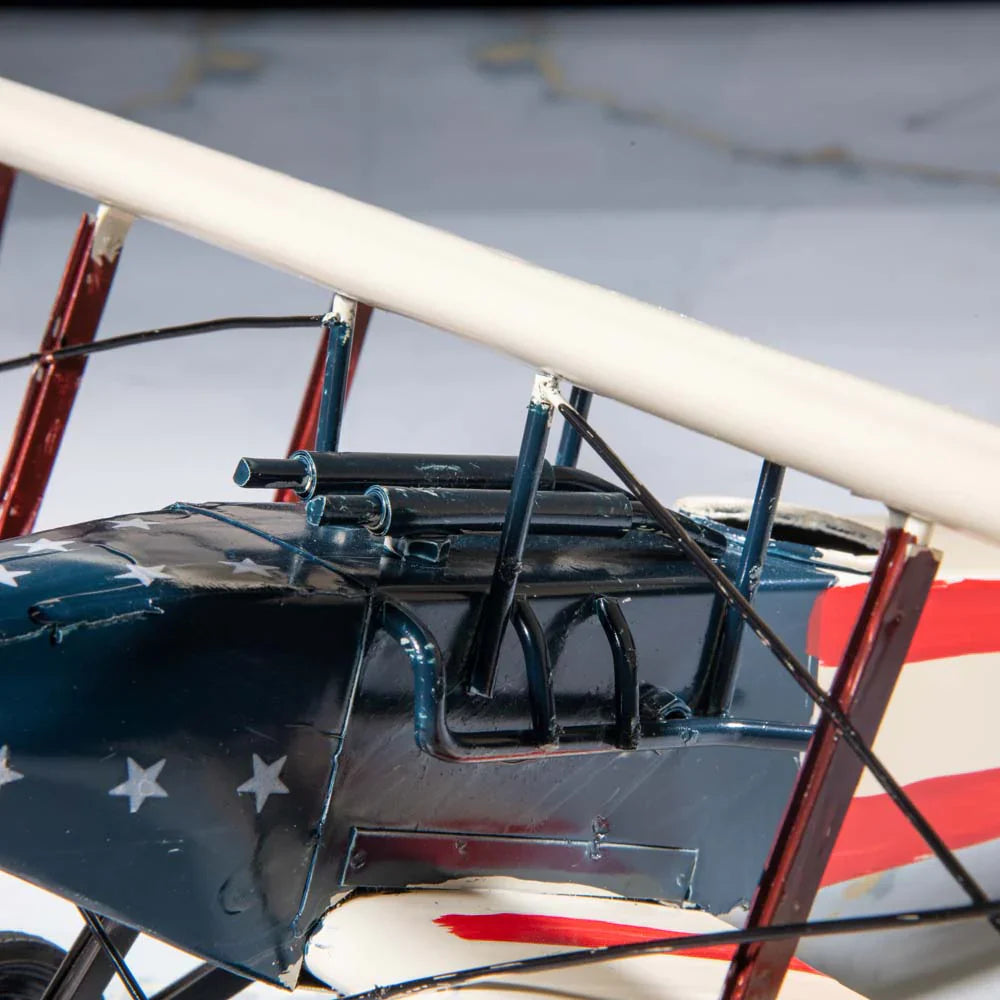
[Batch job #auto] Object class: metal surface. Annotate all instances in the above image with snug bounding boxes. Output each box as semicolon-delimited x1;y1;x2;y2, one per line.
315;295;357;453
0;493;825;982
0;502;369;984
721;527;940;1000
0;206;130;539
702;460;786;716
246;452;560;498
40;914;138;1000
2;77;1000;542
381;598;812;762
309;487;637;536
469;386;555;696
277;302;371;503
557;398;995;913
594;596;640;750
555;385;593;468
342;829;698;900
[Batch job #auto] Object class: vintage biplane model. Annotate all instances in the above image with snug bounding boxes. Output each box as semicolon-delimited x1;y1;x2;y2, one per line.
0;76;998;1000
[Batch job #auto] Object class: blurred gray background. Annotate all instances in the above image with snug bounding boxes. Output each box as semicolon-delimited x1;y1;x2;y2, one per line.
0;5;998;998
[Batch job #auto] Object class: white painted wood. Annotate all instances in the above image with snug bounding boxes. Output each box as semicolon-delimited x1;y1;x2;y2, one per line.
1;76;998;542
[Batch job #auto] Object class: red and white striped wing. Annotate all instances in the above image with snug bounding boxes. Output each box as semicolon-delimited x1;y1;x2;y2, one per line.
305;880;868;1000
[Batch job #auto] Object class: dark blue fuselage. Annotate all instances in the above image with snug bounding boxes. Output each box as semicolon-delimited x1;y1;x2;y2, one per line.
0;500;833;984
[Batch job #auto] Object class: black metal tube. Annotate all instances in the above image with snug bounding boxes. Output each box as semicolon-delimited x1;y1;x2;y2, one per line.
78;910;148;1000
305;493;384;529
359;486;633;536
468;398;554;697
384;600;812;765
595;596;641;750
233;456;309;491
512;598;558;746
41;914;139;1000
555;385;593;468
315;310;353;452
290;452;557;499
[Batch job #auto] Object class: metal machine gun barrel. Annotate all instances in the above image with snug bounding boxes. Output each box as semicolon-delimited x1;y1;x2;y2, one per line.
234;452;559;499
307;486;637;536
233;456;311;491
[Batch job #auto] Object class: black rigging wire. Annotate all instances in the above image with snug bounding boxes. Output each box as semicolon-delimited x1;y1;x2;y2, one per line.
558;400;1000;932
342;898;1000;1000
79;908;149;1000
0;315;325;374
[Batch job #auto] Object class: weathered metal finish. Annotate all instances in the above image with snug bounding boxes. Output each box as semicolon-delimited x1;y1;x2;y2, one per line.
720;526;940;1000
315;296;356;453
267;452;561;499
0;207;129;539
702;460;786;715
276;302;371;503
555;385;593;468
40;914;138;1000
0;503;369;984
383;599;807;763
0;496;828;985
308;487;637;536
244;450;622;498
0;163;14;254
469;389;556;696
342;829;698;900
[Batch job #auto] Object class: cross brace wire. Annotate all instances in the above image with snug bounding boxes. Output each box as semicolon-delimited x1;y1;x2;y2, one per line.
556;399;997;921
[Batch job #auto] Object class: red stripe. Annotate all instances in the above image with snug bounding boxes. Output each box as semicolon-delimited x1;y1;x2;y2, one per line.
808;579;1000;667
823;767;1000;886
433;913;816;973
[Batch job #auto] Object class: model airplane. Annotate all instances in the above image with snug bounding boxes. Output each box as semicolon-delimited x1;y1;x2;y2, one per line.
0;76;998;1000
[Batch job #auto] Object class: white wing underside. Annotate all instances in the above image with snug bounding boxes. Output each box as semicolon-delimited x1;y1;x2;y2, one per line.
1;75;997;543
305;878;869;1000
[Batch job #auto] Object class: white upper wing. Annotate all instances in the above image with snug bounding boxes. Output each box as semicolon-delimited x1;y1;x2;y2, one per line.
1;75;998;543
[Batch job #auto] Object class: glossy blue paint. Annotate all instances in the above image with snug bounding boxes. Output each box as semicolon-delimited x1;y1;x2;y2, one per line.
0;489;834;986
554;385;593;468
707;460;787;716
314;313;353;453
468;397;554;697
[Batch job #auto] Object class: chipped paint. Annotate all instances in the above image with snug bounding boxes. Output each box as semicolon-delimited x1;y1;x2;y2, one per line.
90;204;134;264
531;371;563;408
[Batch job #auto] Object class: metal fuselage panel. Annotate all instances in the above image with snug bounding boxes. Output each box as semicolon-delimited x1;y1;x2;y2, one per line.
0;502;830;984
0;503;370;983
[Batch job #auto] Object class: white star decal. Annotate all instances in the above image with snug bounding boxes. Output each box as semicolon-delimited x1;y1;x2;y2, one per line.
219;558;275;577
113;564;172;587
237;754;289;814
13;538;75;554
109;757;168;813
0;565;30;588
109;517;161;531
0;746;24;789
